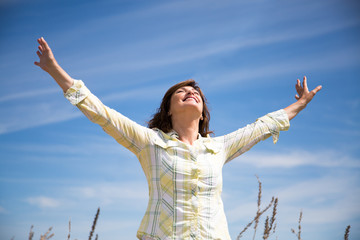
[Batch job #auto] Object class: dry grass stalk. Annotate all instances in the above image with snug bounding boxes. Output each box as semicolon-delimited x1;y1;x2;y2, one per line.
236;176;275;240
263;217;269;238
67;218;71;240
344;225;350;240
291;210;302;240
89;207;100;240
237;197;274;240
29;225;34;240
263;197;278;239
40;227;54;240
252;175;262;240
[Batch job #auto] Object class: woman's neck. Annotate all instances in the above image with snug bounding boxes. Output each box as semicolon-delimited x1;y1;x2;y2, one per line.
171;115;199;145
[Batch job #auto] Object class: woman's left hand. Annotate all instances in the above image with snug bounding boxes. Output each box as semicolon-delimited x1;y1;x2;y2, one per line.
284;76;322;120
295;76;322;106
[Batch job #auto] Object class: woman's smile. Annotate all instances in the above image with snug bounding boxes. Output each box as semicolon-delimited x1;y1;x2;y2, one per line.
175;86;202;104
183;96;198;103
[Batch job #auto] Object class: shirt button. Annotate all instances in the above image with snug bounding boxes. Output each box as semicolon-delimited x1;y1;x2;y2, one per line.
192;168;199;178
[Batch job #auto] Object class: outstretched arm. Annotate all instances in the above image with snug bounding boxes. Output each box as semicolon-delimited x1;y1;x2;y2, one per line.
284;76;322;120
34;37;73;92
34;37;152;155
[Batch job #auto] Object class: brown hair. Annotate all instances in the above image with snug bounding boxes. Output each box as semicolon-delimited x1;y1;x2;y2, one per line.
148;79;213;137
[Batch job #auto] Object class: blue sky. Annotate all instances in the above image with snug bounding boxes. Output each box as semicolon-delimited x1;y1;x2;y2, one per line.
0;0;359;239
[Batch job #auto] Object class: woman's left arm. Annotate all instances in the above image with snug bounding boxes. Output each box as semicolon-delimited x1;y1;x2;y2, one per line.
284;76;322;120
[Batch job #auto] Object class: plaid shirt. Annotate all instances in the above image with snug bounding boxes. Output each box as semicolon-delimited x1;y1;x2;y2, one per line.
65;80;290;240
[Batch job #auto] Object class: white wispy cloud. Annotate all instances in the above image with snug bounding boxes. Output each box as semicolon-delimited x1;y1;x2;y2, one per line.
234;149;360;168
226;174;359;225
30;0;358;80
274;177;360;225
294;196;360;224
66;18;360;78
205;44;360;89
26;196;61;208
0;102;82;134
0;87;59;103
0;83;163;135
102;84;166;102
2;0;358;137
4;36;356;135
69;182;148;206
2;134;130;157
275;176;357;203
6;37;356;135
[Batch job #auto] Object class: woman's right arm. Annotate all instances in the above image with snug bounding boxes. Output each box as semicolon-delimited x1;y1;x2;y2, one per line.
34;37;152;156
34;37;73;92
67;81;152;155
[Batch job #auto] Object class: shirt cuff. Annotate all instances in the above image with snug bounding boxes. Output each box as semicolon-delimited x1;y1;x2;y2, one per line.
257;109;290;144
63;79;91;105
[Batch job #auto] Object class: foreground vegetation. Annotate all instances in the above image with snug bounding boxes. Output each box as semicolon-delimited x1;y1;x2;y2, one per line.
19;177;351;240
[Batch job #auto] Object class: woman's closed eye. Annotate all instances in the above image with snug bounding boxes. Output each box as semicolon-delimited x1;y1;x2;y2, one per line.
175;88;199;95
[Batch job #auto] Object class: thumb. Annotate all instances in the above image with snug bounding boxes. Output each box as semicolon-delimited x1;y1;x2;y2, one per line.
313;85;322;94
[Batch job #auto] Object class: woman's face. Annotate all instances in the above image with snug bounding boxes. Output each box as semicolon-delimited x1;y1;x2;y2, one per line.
169;86;203;118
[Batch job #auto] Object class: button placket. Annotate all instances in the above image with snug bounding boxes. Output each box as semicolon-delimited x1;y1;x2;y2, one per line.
189;148;200;238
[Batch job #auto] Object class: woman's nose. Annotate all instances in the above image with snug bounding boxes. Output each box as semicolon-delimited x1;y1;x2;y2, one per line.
187;89;195;95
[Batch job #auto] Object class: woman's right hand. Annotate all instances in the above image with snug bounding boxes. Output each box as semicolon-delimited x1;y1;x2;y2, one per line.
34;37;58;73
34;37;74;92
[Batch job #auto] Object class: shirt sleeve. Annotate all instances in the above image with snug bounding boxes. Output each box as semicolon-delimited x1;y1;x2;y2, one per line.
223;109;290;164
64;79;152;156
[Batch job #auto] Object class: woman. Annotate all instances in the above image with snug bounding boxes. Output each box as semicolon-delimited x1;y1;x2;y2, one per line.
34;37;321;240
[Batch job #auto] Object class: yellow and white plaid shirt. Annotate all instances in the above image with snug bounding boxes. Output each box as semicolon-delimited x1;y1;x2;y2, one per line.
65;80;290;240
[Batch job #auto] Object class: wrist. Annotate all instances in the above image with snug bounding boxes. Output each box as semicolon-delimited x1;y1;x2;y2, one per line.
296;99;307;110
46;60;60;72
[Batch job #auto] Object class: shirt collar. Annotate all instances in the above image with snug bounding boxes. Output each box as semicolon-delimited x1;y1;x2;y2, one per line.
167;130;202;141
164;130;220;153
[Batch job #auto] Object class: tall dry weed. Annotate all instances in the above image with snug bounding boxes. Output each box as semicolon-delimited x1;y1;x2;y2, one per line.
253;175;262;240
19;184;353;240
291;210;302;240
236;176;276;240
28;225;34;240
89;207;100;240
263;197;278;240
39;227;54;240
67;218;71;240
344;225;351;240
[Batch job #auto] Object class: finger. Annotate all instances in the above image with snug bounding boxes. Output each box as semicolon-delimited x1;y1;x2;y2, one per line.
38;45;44;53
34;61;40;66
295;94;300;100
40;37;47;51
38;37;46;50
37;38;45;52
41;37;50;51
303;76;309;91
295;79;301;91
36;50;42;57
